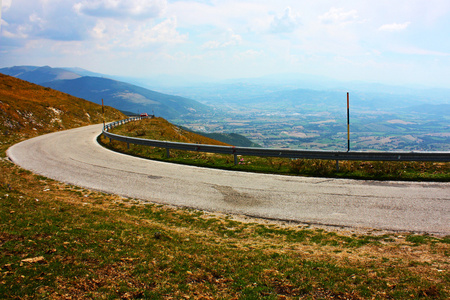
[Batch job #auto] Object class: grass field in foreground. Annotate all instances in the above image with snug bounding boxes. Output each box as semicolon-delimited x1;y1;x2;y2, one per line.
1;155;449;299
103;118;450;182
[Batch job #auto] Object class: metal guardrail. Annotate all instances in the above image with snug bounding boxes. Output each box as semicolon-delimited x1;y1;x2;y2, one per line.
103;118;450;166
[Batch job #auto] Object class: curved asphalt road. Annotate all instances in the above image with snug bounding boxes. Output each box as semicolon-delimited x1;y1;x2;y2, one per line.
7;124;450;235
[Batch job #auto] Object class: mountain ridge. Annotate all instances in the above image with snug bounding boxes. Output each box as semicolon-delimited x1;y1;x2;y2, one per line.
42;76;211;119
0;66;212;120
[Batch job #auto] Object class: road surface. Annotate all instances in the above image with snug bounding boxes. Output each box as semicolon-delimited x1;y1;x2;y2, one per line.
7;124;450;235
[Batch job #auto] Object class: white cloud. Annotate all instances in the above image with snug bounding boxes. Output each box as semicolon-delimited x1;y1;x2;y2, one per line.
319;7;359;25
378;22;411;32
2;0;89;42
2;0;12;11
269;7;301;33
239;49;264;58
50;41;90;56
202;29;242;50
91;17;187;50
133;17;187;46
91;21;107;39
1;0;11;28
74;0;167;20
29;13;46;30
2;25;29;39
392;46;450;56
168;1;268;29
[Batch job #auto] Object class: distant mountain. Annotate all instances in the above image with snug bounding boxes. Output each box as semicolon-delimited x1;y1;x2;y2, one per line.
201;87;358;112
0;66;38;78
154;74;450;113
238;88;345;108
199;86;448;113
0;66;81;84
42;76;211;119
0;66;212;120
61;67;106;78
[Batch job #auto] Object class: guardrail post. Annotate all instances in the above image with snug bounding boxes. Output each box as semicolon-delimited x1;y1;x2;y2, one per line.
127;143;130;149
336;160;339;172
166;148;170;158
232;147;238;165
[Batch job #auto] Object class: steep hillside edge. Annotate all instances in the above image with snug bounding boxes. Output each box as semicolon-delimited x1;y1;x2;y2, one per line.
0;74;125;140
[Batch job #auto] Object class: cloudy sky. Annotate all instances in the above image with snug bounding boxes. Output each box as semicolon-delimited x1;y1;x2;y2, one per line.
1;0;449;87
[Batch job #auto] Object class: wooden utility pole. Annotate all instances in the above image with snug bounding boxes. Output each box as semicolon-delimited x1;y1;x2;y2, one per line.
347;92;350;152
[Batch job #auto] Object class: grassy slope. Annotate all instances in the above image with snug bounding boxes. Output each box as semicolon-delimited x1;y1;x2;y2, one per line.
110;117;231;146
0;73;125;147
0;75;449;299
104;118;449;181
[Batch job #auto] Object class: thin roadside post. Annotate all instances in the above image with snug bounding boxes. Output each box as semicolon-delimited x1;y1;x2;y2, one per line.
102;98;105;129
347;92;350;152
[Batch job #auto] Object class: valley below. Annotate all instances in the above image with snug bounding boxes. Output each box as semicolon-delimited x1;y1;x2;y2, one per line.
174;107;450;152
168;85;450;152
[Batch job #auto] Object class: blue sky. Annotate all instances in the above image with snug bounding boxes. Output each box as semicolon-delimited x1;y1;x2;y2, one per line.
1;0;450;87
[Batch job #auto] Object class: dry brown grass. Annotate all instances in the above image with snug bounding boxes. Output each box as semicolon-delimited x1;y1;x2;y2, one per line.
122;117;230;146
0;73;125;137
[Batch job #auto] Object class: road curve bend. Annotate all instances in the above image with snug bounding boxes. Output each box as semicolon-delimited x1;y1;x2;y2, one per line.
7;124;450;235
